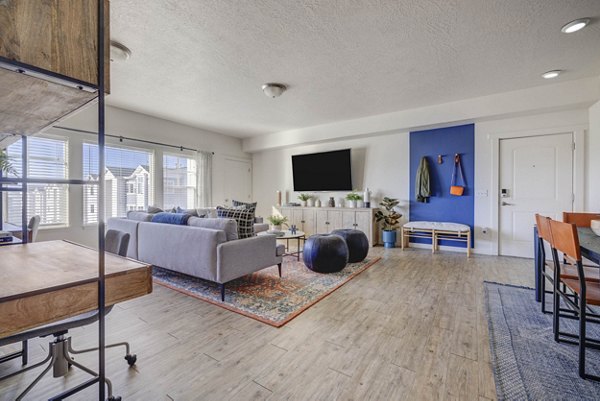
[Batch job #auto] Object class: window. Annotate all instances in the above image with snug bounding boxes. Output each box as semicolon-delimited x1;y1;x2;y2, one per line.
4;136;69;227
163;153;197;210
83;143;153;224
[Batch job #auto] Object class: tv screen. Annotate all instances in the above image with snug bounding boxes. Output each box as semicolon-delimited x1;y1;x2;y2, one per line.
292;149;352;191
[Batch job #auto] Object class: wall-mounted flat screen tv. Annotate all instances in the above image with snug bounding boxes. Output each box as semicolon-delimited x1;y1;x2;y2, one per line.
292;149;352;191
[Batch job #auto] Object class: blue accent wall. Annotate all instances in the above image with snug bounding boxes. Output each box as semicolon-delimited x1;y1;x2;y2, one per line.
409;124;474;247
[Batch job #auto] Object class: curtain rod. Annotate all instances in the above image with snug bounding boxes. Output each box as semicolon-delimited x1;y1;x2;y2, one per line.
53;126;214;154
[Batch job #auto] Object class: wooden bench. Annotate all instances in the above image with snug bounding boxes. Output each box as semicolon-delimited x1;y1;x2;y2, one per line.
401;221;471;257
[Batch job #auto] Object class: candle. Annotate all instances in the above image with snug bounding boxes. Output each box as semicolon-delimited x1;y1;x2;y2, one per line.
276;190;281;206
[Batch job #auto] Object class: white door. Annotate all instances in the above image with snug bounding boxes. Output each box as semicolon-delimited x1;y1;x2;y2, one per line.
223;158;252;205
499;133;573;258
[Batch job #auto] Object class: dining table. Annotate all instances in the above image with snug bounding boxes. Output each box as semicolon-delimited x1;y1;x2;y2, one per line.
534;226;600;302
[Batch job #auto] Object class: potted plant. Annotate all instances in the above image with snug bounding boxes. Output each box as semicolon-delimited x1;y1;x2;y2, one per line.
298;193;311;207
345;190;363;208
0;150;15;175
266;215;288;232
374;197;402;248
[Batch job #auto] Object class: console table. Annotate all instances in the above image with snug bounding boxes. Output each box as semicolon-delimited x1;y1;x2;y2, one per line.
276;206;379;246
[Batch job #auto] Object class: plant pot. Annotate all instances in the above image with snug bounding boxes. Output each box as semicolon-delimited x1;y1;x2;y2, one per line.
270;224;282;232
300;201;307;207
347;200;356;208
382;230;397;248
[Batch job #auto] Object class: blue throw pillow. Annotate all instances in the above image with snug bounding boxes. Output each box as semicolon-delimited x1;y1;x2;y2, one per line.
151;212;191;225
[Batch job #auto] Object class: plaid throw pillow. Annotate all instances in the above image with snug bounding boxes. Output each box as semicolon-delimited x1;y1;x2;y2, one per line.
232;200;257;213
216;206;255;239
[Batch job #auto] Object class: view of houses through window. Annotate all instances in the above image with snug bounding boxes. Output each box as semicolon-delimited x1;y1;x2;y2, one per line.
4;136;69;227
163;153;197;210
83;143;153;224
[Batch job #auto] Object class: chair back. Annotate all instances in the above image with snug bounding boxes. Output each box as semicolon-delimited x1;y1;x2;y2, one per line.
563;212;600;228
535;214;553;244
548;219;581;264
28;215;41;242
105;229;130;257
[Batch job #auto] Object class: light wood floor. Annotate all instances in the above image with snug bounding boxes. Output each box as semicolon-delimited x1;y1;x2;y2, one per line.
0;247;533;401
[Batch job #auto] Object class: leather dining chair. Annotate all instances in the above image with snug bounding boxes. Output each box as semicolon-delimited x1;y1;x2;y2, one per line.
549;219;600;381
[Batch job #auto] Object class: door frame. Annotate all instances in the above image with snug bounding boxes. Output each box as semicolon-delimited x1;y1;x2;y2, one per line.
489;126;585;255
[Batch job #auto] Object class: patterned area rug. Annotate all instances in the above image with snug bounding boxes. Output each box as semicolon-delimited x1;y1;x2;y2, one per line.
484;282;600;400
152;256;381;327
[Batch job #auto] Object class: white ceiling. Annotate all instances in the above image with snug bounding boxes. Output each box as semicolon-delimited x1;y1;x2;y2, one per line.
108;0;600;138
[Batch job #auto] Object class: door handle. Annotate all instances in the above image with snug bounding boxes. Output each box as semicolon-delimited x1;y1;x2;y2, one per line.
501;201;514;206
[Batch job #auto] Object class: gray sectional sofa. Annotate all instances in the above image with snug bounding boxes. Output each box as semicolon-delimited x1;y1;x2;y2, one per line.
107;214;284;301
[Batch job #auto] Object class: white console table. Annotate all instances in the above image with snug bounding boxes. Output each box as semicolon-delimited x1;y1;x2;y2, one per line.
275;206;380;246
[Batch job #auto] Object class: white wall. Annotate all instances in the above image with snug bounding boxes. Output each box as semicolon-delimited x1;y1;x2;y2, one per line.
588;100;600;212
34;105;249;246
252;108;595;255
252;132;410;220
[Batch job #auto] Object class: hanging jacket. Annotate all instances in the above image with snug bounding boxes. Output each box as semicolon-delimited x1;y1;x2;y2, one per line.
415;156;431;203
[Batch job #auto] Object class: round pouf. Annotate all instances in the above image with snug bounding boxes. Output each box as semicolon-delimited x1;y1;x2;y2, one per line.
331;229;369;263
303;234;349;273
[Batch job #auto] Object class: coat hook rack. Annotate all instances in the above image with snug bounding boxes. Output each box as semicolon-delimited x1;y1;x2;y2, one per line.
437;154;444;164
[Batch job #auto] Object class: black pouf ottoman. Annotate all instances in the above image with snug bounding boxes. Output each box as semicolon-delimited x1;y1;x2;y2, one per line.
331;229;369;263
303;234;349;273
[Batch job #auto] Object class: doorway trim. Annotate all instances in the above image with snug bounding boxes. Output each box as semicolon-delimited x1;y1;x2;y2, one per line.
489;126;585;255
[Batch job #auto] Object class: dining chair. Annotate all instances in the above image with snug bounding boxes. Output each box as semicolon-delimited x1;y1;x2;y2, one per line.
28;215;40;242
549;219;600;381
0;230;134;401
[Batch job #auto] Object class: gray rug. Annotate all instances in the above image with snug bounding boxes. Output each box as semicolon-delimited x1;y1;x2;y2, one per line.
484;282;600;401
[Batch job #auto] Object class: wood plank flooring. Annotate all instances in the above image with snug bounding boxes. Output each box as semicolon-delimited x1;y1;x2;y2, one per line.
0;248;533;400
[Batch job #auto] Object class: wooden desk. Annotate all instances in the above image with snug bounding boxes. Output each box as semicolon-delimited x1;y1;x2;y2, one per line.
0;240;152;339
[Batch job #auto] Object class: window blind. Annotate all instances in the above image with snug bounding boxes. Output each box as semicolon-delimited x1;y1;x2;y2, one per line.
4;136;69;227
163;153;197;210
83;143;154;224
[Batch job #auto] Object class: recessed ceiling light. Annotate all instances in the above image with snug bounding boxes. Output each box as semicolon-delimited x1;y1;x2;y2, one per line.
561;18;591;33
110;40;132;62
542;70;562;79
262;83;287;98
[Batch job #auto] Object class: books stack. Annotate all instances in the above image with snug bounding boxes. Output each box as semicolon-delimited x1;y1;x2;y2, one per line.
0;231;13;243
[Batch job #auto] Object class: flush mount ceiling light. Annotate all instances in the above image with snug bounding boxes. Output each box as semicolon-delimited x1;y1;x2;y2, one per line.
110;40;132;62
561;18;591;33
542;70;562;79
262;83;287;98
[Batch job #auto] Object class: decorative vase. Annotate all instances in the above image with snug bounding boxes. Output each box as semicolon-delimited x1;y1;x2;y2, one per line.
271;224;282;232
315;199;322;207
328;197;335;207
382;230;397;248
301;200;307;207
307;198;314;207
347;200;356;208
357;200;364;208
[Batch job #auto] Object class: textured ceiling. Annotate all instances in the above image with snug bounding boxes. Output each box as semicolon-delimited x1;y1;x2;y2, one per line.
108;0;600;138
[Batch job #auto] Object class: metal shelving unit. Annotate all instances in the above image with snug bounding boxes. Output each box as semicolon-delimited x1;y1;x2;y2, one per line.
0;2;108;399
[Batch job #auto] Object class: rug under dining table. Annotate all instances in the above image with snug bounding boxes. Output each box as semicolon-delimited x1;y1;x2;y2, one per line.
485;281;600;400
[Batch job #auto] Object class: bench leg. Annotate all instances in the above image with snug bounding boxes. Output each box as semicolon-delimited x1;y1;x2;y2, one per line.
432;230;436;254
467;231;471;257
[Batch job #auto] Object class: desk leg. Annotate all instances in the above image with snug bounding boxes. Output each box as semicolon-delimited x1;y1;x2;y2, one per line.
467;231;471;258
432;230;436;254
401;229;404;249
534;226;541;302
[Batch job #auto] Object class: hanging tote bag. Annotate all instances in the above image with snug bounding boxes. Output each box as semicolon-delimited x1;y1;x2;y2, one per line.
450;154;465;196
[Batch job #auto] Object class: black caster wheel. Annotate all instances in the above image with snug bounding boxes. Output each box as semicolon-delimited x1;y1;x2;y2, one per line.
125;354;137;366
107;396;121;401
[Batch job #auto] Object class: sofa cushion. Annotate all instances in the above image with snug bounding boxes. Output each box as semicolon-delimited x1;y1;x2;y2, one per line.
151;212;191;225
276;243;286;257
127;211;154;222
175;206;200;216
196;207;217;218
216;206;254;239
187;217;238;241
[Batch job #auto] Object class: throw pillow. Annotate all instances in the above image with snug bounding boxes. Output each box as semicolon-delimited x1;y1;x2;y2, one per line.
147;205;163;214
216;206;254;239
151;212;191;225
232;200;257;213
